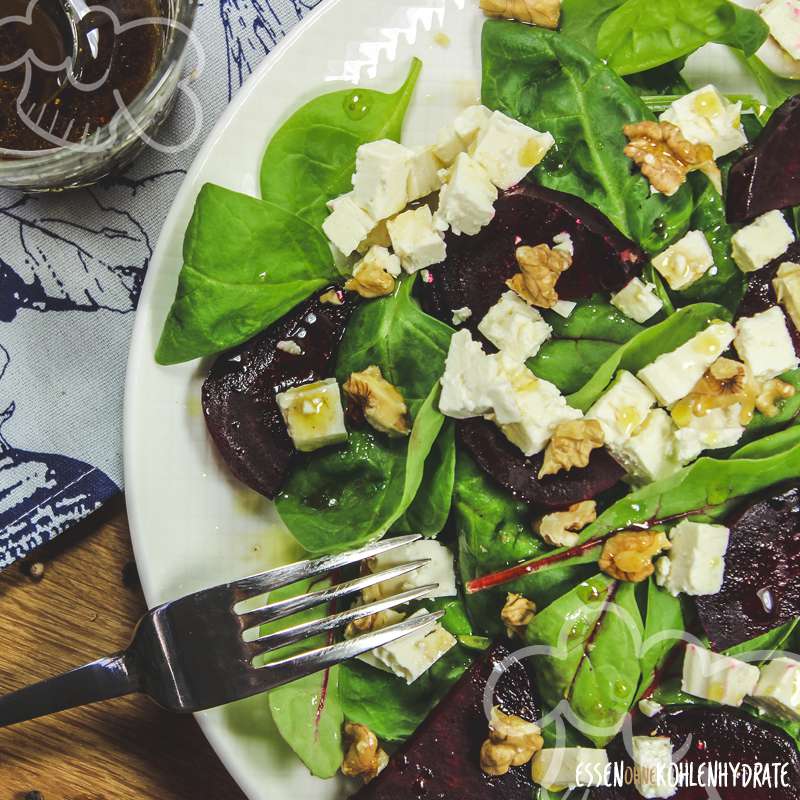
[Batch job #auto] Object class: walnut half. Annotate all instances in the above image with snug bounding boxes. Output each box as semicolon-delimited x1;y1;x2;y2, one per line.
501;593;536;638
480;706;544;777
508;244;572;309
479;0;561;29
623;121;722;197
534;500;596;548
342;723;389;782
539;418;604;478
756;378;796;418
343;365;410;437
599;530;670;583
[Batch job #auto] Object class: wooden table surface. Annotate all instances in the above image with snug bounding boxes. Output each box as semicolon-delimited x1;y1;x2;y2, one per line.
0;497;247;800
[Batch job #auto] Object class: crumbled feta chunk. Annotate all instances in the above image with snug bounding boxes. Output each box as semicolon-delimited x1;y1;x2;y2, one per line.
353;244;402;280
681;643;759;707
656;520;729;597
322;195;376;256
493;353;582;456
613;409;682;484
774;262;800;332
759;0;800;61
632;736;677;799
351;139;413;220
586;371;657;451
638;698;664;718
276;378;348;452
471;110;555;190
407;146;443;201
434;124;466;166
435;152;498;236
451;306;473;326
365;539;457;599
610;278;664;323
359;608;457;684
552;231;574;256
276;340;303;356
453;104;492;145
637;321;736;407
750;657;800;722
731;210;795;273
673;404;746;463
659;84;747;159
734;307;799;381
387;206;447;273
532;748;609;790
477;290;553;362
551;299;577;318
651;230;714;291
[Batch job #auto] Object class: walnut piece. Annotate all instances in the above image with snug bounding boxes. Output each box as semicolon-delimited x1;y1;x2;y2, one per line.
507;244;572;309
345;261;395;299
599;530;670;583
345;608;405;639
756;378;796;418
320;289;344;306
538;419;604;478
480;706;544;776
501;593;536;638
479;0;561;29
534;501;597;548
342;723;389;782
623;121;722;197
343;365;410;437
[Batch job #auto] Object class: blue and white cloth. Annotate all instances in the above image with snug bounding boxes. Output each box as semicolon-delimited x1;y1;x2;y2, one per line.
0;0;324;569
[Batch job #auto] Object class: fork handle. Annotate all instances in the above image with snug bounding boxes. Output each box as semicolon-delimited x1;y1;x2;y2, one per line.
0;651;140;728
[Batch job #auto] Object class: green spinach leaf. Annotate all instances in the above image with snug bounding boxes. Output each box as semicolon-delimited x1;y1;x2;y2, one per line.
738;54;800;120
559;0;623;52
260;59;422;228
155;184;338;364
734;423;800;460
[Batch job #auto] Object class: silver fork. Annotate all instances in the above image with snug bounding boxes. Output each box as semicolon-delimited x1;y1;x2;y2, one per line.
0;534;440;728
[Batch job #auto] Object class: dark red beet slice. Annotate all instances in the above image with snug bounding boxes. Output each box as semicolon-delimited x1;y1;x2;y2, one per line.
727;95;800;224
457;419;625;509
591;705;800;799
354;642;538;800
202;289;356;499
737;240;800;355
419;183;646;329
694;482;800;651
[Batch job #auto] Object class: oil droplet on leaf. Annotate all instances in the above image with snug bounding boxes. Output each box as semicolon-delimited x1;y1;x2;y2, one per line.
344;92;370;120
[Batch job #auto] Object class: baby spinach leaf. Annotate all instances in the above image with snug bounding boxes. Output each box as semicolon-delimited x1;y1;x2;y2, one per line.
597;0;768;77
560;0;624;52
723;618;800;661
523;575;643;746
481;20;693;252
568;302;729;411
260;59;422;229
738;54;800;121
155;184;337;364
734;423;800;460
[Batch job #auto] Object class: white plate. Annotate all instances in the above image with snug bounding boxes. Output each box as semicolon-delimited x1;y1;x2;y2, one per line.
123;3;759;796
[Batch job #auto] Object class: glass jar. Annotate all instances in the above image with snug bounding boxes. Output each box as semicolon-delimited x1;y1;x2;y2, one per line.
0;0;199;192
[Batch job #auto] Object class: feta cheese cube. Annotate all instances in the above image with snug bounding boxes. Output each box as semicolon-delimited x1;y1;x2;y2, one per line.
750;657;800;722
759;0;800;61
638;698;664;718
552;231;574;256
493;354;582;456
451;306;472;326
681;643;760;707
352;139;413;220
656;520;729;597
365;539;457;600
453;104;492;145
637;321;736;407
774;261;800;332
731;211;795;273
673;404;745;463
434;124;466;166
632;736;677;799
532;748;609;790
276;378;348;452
353;244;402;281
651;231;714;291
586;371;657;451
660;84;747;159
359;608;457;684
610;278;664;323
551;299;577;318
435;153;498;236
387;206;447;273
613;409;682;484
734;307;799;381
471;110;555;190
477;290;553;362
407;146;443;201
322;195;377;256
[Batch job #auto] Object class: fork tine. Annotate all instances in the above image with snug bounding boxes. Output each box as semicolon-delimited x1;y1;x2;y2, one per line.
227;534;422;603
253;611;445;689
238;558;431;631
249;583;439;654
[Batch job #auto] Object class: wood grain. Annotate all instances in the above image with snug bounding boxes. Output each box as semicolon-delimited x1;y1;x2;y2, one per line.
0;498;247;800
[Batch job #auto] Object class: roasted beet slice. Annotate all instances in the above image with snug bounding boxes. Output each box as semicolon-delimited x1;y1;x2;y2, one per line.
457;419;625;509
694;482;800;651
419;183;646;329
354;643;537;800
727;96;800;224
591;705;800;799
202;289;356;499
